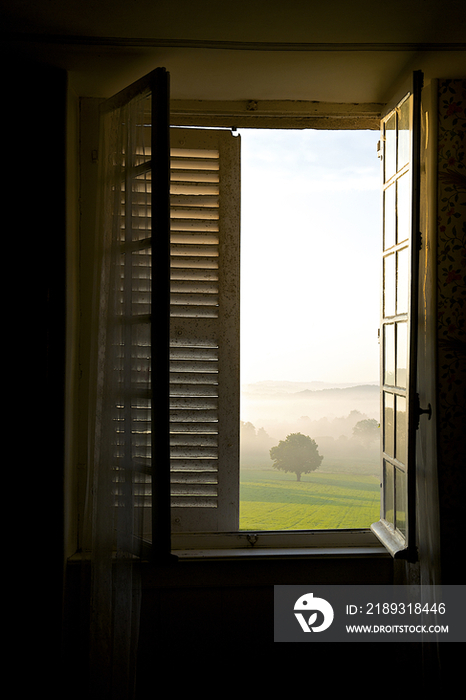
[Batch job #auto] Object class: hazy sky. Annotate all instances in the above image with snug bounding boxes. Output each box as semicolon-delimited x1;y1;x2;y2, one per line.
239;127;381;386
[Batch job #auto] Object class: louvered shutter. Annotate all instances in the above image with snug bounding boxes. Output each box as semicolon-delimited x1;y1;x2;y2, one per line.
169;128;241;533
371;72;423;560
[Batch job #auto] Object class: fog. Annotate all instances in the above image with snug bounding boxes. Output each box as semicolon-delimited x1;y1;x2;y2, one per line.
239;129;381;476
240;381;380;475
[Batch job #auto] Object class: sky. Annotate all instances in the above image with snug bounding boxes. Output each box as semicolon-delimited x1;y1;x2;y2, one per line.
239;127;381;387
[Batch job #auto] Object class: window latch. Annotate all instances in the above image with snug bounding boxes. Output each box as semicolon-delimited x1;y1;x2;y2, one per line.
415;393;432;429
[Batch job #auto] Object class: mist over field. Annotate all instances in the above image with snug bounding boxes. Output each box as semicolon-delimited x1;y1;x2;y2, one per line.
240;380;380;476
237;129;382;526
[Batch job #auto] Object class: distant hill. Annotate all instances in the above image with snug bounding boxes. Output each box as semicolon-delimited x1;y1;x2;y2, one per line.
241;381;379;398
240;381;380;434
297;384;379;397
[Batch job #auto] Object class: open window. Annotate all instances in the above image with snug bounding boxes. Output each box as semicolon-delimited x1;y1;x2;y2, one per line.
89;68;171;561
371;71;424;561
92;67;425;560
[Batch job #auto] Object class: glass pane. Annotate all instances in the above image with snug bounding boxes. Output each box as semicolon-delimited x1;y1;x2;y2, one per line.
384;113;396;182
396;322;408;388
384;323;395;386
384;392;394;457
395;467;406;536
396;247;409;315
384;253;396;317
384;184;396;250
395;395;407;465
383;460;394;525
398;97;410;170
397;173;410;243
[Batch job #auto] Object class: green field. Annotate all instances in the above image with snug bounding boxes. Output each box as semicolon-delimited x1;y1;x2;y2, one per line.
239;469;380;530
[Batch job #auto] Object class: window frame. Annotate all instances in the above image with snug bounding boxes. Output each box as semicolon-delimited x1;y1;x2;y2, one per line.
87;71;426;562
166;104;390;558
370;71;423;562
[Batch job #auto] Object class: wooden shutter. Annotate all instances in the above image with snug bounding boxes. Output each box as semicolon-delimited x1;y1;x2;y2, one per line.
169;128;241;533
371;72;423;559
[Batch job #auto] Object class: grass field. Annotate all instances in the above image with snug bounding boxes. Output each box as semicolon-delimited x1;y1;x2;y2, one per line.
239;468;380;530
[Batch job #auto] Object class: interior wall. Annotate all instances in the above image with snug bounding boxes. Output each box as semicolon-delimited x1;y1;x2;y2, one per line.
435;78;466;584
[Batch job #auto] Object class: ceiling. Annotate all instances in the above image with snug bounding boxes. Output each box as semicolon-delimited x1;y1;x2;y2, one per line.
2;0;465;102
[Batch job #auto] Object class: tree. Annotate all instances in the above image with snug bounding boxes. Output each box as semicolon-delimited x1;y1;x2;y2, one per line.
352;418;380;445
269;432;323;481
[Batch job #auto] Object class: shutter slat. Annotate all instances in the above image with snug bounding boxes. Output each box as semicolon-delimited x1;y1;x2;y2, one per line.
171;257;218;270
170;434;218;447
170;458;218;471
170;170;219;183
170;183;219;196
171;157;219;170
170;269;218;282
170;294;219;306
171;220;219;232
170;445;218;458
170;195;219;207
170;307;218;319
170;497;217;508
170;422;218;433
170;360;217;372
170;244;218;257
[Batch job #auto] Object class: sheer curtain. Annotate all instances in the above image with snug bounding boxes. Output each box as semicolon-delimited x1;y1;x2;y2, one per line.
83;70;168;699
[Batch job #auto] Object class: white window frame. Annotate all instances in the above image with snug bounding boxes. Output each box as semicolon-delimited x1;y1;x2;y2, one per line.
167;104;391;558
370;71;424;562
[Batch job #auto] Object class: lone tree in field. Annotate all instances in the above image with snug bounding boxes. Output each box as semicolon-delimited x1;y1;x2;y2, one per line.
269;433;323;482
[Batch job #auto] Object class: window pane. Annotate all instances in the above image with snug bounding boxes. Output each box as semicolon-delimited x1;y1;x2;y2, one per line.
395;466;406;536
396;321;407;388
383;460;394;525
384;184;396;250
398;98;410;170
395;395;407;465
384;253;396;317
384;392;394;457
384;323;395;386
384;113;396;182
396;247;409;315
397;173;410;243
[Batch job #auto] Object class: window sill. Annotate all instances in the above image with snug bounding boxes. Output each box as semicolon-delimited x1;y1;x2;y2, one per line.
371;520;414;560
173;545;389;561
68;530;391;564
170;529;390;561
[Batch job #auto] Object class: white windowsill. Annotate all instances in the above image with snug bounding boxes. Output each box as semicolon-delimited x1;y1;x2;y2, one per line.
173;545;389;560
171;528;390;560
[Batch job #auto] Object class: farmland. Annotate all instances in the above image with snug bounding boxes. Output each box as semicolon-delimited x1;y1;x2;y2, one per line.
239;468;380;530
